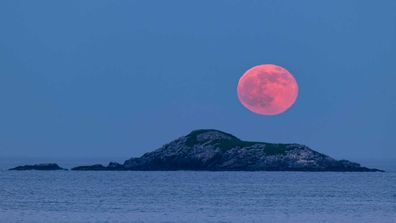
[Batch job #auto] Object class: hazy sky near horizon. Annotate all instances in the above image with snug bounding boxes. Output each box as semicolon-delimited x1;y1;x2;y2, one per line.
0;0;395;160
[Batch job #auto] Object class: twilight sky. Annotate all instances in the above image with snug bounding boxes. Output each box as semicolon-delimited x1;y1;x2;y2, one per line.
0;0;395;160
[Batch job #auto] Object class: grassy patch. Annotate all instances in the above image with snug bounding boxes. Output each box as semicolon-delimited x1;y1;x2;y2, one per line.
185;129;292;155
261;143;290;155
208;138;259;151
185;129;238;147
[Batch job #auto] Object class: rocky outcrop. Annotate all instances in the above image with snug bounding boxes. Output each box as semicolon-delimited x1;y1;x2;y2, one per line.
72;162;124;171
9;163;67;171
72;129;383;172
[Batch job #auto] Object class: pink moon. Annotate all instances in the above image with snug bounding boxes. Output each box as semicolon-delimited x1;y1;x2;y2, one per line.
237;64;298;116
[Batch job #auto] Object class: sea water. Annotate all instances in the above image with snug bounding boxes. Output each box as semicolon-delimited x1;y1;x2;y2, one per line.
0;160;395;223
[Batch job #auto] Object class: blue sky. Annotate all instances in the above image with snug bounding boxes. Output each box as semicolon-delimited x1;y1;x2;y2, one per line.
0;0;395;160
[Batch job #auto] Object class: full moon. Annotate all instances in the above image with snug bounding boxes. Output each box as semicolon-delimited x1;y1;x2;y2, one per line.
237;64;298;115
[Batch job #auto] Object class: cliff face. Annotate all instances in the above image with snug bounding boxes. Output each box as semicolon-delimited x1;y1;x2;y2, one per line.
72;129;382;172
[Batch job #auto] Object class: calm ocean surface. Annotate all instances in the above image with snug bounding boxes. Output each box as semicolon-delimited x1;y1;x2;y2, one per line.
0;159;395;223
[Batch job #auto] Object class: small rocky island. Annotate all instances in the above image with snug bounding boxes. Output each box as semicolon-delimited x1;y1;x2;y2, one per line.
72;129;383;172
9;163;67;171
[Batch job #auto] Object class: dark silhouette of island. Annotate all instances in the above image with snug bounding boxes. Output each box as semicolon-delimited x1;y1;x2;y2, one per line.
9;163;67;171
72;129;383;172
